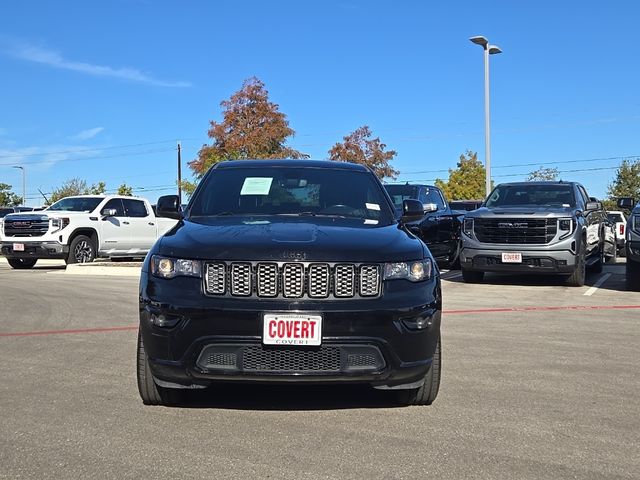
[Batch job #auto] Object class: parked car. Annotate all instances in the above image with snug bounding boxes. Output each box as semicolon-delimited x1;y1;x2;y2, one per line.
138;160;442;407
617;197;640;290
460;181;608;286
384;183;463;268
0;195;177;269
0;206;38;217
449;199;484;212
607;210;627;255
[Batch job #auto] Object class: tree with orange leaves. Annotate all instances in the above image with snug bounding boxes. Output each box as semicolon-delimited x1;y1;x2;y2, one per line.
328;126;399;180
189;77;307;178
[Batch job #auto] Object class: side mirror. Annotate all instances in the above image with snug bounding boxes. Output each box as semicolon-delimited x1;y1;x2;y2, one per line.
585;201;602;211
401;199;424;223
423;202;438;213
617;197;635;209
101;208;117;217
157;195;183;220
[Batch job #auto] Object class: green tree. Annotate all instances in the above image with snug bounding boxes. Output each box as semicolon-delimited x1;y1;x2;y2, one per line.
328;126;399;180
49;178;107;203
0;183;22;206
189;77;308;177
117;183;133;196
435;150;487;201
606;158;640;211
527;166;559;181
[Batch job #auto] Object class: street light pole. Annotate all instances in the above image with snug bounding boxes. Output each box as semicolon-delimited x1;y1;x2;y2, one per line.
470;36;502;198
12;166;26;206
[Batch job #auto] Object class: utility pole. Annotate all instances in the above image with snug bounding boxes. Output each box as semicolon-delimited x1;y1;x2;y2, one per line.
177;141;182;205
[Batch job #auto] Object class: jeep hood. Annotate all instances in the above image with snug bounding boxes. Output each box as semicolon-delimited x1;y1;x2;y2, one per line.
157;217;426;262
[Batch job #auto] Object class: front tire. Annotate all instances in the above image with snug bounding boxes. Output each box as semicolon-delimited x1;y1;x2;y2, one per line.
566;250;586;287
461;267;484;283
397;336;441;406
7;258;37;269
66;235;96;264
136;331;184;406
626;258;640;291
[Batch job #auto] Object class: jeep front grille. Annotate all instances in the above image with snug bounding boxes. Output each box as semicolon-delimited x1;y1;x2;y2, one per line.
204;262;381;299
474;218;558;244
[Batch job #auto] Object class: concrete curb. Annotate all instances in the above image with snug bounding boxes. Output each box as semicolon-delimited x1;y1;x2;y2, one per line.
65;262;142;277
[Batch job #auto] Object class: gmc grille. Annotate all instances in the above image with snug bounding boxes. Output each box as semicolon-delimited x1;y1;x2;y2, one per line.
3;216;49;237
205;262;381;299
474;218;558;244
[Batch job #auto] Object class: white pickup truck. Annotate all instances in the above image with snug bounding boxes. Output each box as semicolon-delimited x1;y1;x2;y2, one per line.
0;195;178;269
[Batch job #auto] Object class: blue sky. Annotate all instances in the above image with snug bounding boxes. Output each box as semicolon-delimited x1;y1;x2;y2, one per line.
1;0;638;206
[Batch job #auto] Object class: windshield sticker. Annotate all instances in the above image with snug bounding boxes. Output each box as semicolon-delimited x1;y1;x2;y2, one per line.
365;203;380;211
563;204;570;207
240;177;273;196
364;219;379;225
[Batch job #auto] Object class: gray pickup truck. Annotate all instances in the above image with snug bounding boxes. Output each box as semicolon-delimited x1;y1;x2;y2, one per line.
460;181;608;287
617;197;640;290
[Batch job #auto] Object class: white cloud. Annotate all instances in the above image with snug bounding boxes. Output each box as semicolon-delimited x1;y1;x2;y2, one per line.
5;42;191;88
70;127;105;141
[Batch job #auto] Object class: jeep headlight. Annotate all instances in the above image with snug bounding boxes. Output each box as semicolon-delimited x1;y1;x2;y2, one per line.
151;255;202;279
463;217;474;237
384;259;433;282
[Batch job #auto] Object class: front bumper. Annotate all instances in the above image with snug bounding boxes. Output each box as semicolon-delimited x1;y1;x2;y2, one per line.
139;271;442;390
460;245;577;274
0;241;68;259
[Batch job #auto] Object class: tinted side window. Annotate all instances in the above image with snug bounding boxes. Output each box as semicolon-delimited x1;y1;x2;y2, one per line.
123;199;148;218
103;199;125;216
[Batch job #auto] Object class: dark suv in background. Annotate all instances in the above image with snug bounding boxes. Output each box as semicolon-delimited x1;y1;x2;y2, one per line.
138;160;442;407
384;183;463;268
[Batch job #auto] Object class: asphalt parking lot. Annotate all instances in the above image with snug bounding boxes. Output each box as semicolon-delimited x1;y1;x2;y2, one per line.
1;258;638;479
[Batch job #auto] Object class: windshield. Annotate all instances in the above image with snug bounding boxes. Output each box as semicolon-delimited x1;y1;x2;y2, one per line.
47;197;103;212
190;166;395;225
485;184;575;208
384;185;444;210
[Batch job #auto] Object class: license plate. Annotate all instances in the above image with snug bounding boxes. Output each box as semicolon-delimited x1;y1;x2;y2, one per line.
263;313;322;346
12;243;25;252
502;252;522;263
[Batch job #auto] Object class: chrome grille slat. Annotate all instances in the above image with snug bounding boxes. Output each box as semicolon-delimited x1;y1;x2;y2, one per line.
205;263;226;294
283;263;304;298
359;265;381;297
204;262;380;299
230;263;252;296
257;263;279;297
308;264;330;298
334;264;355;297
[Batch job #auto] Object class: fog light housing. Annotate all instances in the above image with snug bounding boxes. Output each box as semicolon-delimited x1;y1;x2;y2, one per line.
401;311;435;330
150;313;181;328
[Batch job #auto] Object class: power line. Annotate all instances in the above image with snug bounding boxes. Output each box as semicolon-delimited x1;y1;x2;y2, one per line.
399;154;639;175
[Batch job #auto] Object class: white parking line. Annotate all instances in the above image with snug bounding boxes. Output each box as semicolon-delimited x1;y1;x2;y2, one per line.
583;273;612;296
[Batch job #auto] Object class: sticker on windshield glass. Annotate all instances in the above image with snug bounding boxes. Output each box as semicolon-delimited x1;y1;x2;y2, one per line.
365;203;380;211
240;177;273;196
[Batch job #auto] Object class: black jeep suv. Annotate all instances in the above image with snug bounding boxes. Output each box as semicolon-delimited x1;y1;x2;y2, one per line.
137;160;442;406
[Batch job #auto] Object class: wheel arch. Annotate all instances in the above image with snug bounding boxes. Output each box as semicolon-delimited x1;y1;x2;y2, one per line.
68;228;99;249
